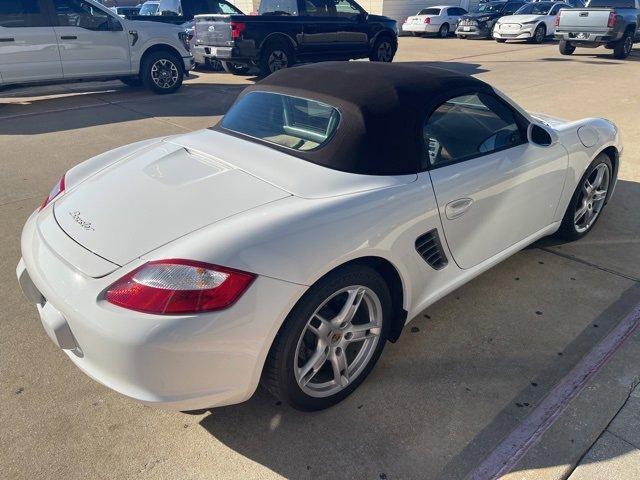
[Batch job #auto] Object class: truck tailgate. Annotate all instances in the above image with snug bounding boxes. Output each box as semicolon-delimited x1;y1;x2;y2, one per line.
194;14;233;46
558;9;613;29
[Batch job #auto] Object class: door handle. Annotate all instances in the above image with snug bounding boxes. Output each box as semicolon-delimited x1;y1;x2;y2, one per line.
60;35;78;40
445;198;474;220
0;37;15;42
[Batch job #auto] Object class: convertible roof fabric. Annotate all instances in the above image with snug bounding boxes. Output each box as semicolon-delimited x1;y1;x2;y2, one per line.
217;62;492;175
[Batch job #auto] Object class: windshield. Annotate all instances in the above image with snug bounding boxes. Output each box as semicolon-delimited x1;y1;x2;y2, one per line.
477;3;506;13
221;92;340;152
139;3;160;15
514;2;554;14
418;8;441;15
585;0;635;6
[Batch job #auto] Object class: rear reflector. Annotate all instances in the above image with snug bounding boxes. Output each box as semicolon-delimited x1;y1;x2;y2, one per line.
106;260;255;314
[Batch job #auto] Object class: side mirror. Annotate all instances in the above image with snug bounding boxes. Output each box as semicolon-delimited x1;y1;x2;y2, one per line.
528;123;557;147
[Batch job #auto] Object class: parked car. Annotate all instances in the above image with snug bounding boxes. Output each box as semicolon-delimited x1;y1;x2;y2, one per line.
17;62;621;411
110;6;141;17
456;1;526;38
532;0;585;7
493;1;573;42
193;0;398;77
401;5;468;38
555;0;640;58
0;0;193;93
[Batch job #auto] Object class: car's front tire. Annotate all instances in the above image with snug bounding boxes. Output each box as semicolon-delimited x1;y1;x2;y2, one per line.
262;265;392;411
495;38;507;43
557;153;613;241
531;24;546;44
141;50;184;94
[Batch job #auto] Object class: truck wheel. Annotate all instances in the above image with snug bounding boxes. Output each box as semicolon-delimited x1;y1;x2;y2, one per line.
559;40;576;55
613;29;634;59
369;35;395;62
141;50;184;95
221;61;251;75
120;76;143;87
259;39;294;77
204;58;224;71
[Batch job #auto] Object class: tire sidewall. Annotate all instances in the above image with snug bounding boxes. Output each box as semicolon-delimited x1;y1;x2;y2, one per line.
370;35;396;62
439;23;449;38
272;266;392;411
259;40;293;77
142;51;184;94
559;154;613;240
534;24;545;43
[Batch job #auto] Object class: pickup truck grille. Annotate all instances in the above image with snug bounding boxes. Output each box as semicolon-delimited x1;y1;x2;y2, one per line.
195;18;232;46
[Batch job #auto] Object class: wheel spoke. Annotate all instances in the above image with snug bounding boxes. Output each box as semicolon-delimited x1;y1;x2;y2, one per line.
574;201;589;223
308;314;332;337
592;189;607;201
298;346;328;386
345;323;381;343
594;165;606;188
331;287;365;327
330;349;349;386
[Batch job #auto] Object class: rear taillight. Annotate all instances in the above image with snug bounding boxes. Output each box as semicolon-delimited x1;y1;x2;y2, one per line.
39;175;65;211
555;15;560;27
231;21;245;39
105;260;255;315
424;17;431;24
607;11;617;28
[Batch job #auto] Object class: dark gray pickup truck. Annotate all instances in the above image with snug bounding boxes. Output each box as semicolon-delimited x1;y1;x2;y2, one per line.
555;0;639;58
192;0;398;76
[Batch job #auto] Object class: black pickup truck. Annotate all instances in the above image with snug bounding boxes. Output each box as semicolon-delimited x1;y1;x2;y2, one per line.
192;0;398;76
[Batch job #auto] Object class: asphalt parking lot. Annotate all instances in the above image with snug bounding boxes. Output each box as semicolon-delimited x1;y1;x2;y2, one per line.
2;37;640;480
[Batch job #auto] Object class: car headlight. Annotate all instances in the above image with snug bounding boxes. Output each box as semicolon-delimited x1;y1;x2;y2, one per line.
178;31;191;52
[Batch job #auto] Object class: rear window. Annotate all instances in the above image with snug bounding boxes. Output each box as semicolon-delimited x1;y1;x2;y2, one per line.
418;8;441;15
221;92;340;152
586;0;635;6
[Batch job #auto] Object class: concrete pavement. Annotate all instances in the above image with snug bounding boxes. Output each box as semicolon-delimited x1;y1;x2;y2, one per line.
1;38;640;479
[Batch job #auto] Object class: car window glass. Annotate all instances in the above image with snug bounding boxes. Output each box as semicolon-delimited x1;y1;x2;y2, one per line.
332;0;361;18
549;3;563;14
53;0;111;30
139;2;159;15
304;0;331;16
259;0;298;15
157;0;182;15
418;8;441;15
221;92;340;152
217;1;241;14
453;8;468;15
586;0;634;7
0;0;47;28
423;93;525;167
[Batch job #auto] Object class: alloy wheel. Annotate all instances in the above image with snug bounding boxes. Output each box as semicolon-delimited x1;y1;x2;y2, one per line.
268;50;289;73
535;26;545;43
151;59;179;89
440;24;449;38
294;286;383;398
377;41;393;62
574;163;610;233
624;36;632;56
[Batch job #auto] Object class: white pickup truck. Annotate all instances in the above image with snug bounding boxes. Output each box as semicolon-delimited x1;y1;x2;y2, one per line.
555;0;639;58
0;0;194;94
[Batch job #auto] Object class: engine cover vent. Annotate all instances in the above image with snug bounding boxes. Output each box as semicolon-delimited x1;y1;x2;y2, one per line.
415;229;448;270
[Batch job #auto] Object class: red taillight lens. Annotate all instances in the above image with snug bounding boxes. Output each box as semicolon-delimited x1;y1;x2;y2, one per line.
231;21;245;39
424;17;431;24
39;175;66;211
555;15;560;27
607;12;617;28
106;260;255;315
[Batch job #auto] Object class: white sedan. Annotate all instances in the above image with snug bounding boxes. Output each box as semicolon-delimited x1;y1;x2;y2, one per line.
493;1;572;43
17;63;620;411
402;6;468;37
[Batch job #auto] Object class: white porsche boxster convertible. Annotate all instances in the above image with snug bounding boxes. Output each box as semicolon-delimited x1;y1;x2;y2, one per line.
17;63;620;411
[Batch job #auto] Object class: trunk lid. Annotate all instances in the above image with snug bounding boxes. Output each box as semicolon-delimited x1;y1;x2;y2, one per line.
54;142;291;266
558;9;613;29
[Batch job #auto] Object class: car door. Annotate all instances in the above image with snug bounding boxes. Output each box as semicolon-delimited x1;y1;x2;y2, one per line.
0;0;63;83
425;92;567;269
331;0;368;54
52;0;131;78
298;0;338;55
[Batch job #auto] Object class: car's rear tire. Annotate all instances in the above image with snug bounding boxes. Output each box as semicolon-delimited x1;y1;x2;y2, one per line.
458;35;467;39
495;38;507;43
557;153;613;241
262;265;392;411
259;39;294;77
221;61;251;75
119;76;143;87
412;32;423;37
369;35;396;62
203;58;224;71
531;24;546;44
141;50;184;94
439;23;450;38
559;40;576;55
613;29;634;59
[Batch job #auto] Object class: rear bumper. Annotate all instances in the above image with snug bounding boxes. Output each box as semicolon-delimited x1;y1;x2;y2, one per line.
17;208;305;410
555;29;619;45
192;45;252;65
402;23;440;33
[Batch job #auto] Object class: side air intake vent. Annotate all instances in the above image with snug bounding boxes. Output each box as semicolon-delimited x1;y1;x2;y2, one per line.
415;229;448;270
